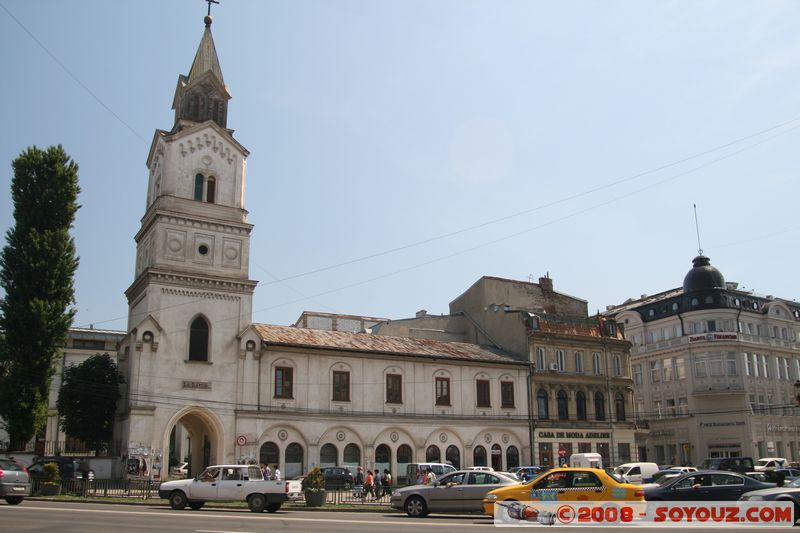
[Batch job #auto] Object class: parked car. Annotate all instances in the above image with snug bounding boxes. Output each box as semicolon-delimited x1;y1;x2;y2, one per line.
320;466;354;489
775;468;800;481
699;457;754;473
651;467;697;483
614;462;660;484
404;463;457;486
483;467;644;517
510;466;544;482
0;458;31;504
755;457;788;471
391;469;517;517
739;476;800;516
170;462;189;478
27;457;94;482
645;470;774;501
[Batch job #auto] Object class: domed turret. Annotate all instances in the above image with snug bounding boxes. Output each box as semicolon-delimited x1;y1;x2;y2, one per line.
683;255;725;293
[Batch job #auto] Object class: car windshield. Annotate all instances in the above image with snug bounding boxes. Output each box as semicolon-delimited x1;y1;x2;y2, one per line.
606;471;627;484
755;460;770;467
657;474;680;487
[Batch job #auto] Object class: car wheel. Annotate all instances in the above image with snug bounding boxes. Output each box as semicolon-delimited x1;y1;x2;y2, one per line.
248;493;267;513
266;502;281;513
5;496;23;505
169;491;187;510
405;496;428;518
188;501;204;510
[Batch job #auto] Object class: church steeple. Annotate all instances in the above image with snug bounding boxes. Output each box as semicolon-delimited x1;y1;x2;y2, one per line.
171;14;231;131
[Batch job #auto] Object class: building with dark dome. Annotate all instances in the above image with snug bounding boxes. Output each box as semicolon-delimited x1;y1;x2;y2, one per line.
606;255;800;466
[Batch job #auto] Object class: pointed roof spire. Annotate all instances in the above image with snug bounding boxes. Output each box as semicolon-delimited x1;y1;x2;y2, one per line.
188;15;224;85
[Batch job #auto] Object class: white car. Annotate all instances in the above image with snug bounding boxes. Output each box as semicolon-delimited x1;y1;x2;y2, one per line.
170;462;189;478
158;464;302;512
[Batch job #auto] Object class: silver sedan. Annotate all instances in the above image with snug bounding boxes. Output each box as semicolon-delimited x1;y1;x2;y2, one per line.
390;470;518;517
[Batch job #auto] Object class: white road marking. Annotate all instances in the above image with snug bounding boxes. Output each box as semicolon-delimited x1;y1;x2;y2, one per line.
9;504;493;527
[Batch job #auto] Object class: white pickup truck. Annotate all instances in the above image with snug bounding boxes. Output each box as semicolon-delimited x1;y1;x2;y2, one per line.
158;464;302;513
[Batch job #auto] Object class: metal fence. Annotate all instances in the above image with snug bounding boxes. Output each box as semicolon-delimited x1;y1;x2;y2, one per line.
324;486;392;506
31;478;161;499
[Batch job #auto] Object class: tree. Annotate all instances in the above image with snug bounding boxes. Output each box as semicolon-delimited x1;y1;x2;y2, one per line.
57;353;124;451
0;145;80;448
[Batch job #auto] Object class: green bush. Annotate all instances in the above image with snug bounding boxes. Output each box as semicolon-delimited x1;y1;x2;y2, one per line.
302;467;325;493
43;462;61;484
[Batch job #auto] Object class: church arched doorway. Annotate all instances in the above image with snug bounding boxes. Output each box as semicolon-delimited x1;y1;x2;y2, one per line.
167;408;222;480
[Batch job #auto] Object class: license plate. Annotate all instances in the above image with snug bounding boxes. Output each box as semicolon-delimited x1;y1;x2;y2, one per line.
12;487;25;491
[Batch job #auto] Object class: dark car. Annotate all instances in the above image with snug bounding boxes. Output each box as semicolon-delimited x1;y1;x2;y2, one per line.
0;458;31;504
739;476;800;515
700;457;754;473
320;467;354;489
27;457;95;482
645;470;774;501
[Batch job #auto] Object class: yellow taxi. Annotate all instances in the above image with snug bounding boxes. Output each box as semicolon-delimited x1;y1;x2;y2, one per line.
482;467;644;516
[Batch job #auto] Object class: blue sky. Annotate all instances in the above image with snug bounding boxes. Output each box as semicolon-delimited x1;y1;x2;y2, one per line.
1;0;798;332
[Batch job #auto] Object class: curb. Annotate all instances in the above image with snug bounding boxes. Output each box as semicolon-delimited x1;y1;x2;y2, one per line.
24;496;399;513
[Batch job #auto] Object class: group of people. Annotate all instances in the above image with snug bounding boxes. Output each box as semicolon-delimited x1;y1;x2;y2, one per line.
421;467;437;485
259;463;281;481
354;466;393;499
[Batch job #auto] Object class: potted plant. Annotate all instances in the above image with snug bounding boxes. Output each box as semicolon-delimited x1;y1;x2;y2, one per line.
40;462;62;496
301;466;326;507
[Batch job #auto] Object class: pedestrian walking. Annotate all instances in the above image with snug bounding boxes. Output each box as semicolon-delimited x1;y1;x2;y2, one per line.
373;469;382;498
273;464;281;481
261;463;272;480
382;469;392;498
355;466;365;498
364;469;375;499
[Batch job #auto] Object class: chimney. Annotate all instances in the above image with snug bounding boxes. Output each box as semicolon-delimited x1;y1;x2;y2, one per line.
539;276;553;292
415;309;428;318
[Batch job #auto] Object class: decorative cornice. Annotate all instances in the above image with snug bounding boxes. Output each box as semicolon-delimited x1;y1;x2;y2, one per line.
161;286;243;302
126;268;256;302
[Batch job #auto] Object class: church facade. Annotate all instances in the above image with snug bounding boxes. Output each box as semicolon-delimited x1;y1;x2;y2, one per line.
114;15;533;481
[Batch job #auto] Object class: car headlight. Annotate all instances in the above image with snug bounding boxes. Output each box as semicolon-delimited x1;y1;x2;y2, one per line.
391;490;400;497
484;494;498;502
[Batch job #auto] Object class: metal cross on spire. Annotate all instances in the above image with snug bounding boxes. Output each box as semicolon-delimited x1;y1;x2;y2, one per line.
205;0;219;17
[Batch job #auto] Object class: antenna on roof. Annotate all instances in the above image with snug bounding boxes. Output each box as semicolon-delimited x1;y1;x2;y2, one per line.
693;203;703;256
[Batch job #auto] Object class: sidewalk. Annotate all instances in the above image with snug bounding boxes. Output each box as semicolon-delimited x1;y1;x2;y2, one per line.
25;495;397;513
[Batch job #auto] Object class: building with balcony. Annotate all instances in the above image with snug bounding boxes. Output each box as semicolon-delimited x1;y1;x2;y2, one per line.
607;255;800;466
373;275;636;467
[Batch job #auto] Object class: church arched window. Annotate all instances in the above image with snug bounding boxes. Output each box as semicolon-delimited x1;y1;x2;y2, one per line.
188;316;210;362
193;174;217;203
194;174;204;201
206;177;216;204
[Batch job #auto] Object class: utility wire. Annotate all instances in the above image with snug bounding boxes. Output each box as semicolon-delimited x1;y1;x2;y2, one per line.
76;117;800;330
0;2;148;144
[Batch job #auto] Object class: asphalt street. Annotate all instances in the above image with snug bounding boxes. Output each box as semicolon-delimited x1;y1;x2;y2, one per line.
0;500;789;532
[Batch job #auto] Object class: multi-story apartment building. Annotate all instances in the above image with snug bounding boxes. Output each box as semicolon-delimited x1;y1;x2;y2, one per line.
373;275;636;467
607;254;800;466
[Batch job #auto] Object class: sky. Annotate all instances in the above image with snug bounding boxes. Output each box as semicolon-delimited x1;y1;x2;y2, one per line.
0;0;799;332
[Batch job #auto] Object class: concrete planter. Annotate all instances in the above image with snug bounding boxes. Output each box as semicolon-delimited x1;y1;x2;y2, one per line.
304;490;326;507
40;483;62;496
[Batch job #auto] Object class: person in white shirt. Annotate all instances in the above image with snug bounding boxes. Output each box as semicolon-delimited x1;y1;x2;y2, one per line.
273;464;281;481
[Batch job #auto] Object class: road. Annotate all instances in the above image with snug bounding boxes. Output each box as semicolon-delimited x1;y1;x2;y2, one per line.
0;500;787;532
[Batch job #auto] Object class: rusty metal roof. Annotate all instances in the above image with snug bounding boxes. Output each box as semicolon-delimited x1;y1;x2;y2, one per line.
253;324;524;365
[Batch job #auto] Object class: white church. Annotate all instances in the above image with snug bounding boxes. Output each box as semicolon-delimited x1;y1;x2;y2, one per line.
114;13;534;482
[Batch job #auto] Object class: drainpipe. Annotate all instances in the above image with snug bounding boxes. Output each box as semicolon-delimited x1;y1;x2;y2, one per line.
604;341;616;467
527;356;535;466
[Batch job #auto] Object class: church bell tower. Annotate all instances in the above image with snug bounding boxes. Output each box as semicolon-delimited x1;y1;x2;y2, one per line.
120;11;256;468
